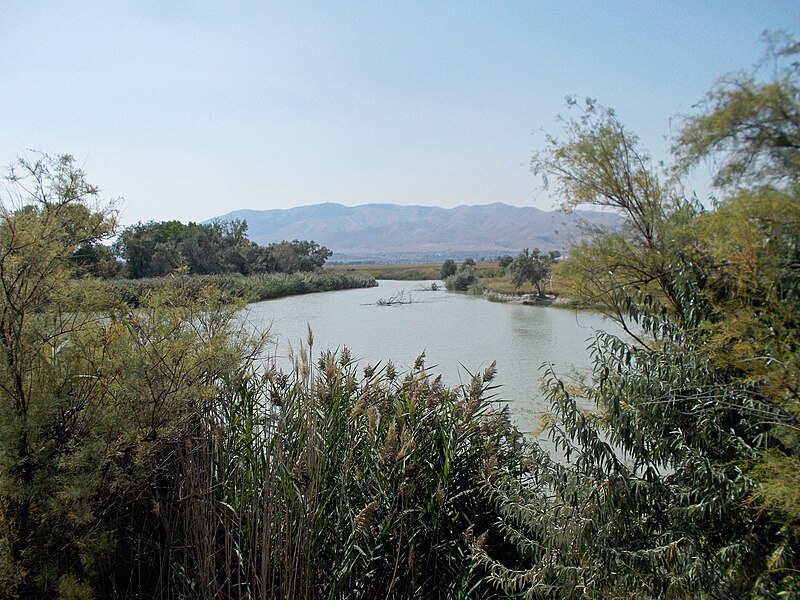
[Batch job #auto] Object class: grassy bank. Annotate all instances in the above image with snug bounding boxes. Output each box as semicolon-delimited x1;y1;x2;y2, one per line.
94;270;377;306
327;262;441;280
328;261;503;281
325;262;565;302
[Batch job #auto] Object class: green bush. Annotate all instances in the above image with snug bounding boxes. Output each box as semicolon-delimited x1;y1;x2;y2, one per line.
440;258;457;279
444;268;478;291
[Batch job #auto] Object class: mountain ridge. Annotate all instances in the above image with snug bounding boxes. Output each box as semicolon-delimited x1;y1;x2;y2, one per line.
209;202;620;262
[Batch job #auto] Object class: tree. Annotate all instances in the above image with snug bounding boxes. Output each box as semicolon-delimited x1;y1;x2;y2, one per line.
262;239;332;273
0;154;117;594
0;154;256;597
534;98;686;342
114;220;332;278
479;45;800;594
113;220;186;277
674;32;800;190
497;254;513;269
507;247;555;296
71;241;121;278
440;259;457;279
532;96;670;251
443;267;478;292
459;258;476;271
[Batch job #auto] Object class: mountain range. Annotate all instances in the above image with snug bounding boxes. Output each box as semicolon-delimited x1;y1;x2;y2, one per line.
210;202;621;263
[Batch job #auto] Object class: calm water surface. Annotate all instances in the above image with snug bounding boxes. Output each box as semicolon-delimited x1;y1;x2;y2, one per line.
243;280;617;433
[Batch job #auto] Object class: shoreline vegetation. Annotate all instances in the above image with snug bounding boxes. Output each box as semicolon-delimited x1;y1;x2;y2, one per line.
327;261;446;280
2;37;799;598
328;262;578;306
90;270;377;307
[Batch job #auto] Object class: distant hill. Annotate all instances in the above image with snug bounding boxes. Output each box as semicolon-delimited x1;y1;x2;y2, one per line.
209;202;622;263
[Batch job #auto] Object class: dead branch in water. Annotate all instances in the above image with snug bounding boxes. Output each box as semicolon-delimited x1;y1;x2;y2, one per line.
374;290;416;306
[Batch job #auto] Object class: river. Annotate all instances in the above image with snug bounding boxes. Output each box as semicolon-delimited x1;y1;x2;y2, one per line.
242;279;617;434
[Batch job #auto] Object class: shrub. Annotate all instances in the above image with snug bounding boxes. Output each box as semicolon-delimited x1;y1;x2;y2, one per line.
444;268;478;291
440;258;457;279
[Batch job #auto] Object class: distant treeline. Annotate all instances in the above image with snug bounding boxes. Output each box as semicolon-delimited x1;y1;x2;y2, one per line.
74;219;332;278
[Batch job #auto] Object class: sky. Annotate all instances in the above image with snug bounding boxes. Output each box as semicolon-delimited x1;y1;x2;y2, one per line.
2;2;798;227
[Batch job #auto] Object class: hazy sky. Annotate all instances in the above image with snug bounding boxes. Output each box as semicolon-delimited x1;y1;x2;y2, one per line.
2;2;798;226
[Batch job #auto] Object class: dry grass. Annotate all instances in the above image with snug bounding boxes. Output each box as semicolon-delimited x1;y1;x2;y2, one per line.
479;277;535;295
328;262;505;281
326;262;442;280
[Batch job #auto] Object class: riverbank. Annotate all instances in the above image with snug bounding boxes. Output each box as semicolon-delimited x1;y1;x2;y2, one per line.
93;271;378;306
325;262;574;306
484;290;563;305
326;261;504;280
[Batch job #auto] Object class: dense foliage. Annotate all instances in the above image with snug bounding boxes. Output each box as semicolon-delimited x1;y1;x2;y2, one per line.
174;346;529;600
478;36;800;597
0;155;257;597
507;248;557;297
440;258;457;279
444;267;479;292
113;219;332;278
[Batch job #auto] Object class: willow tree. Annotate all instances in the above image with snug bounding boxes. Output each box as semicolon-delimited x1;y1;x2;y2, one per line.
478;37;800;598
674;31;800;189
508;248;556;297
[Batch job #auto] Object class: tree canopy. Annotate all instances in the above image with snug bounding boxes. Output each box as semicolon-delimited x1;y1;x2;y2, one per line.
674;32;800;190
113;219;331;278
480;35;800;597
440;258;457;279
507;248;557;296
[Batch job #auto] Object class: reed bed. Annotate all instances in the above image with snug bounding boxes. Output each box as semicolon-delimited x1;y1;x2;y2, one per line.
127;338;529;599
96;271;377;307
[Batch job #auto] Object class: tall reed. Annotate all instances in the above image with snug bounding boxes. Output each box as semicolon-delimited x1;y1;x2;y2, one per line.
97;271;377;307
168;340;529;599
